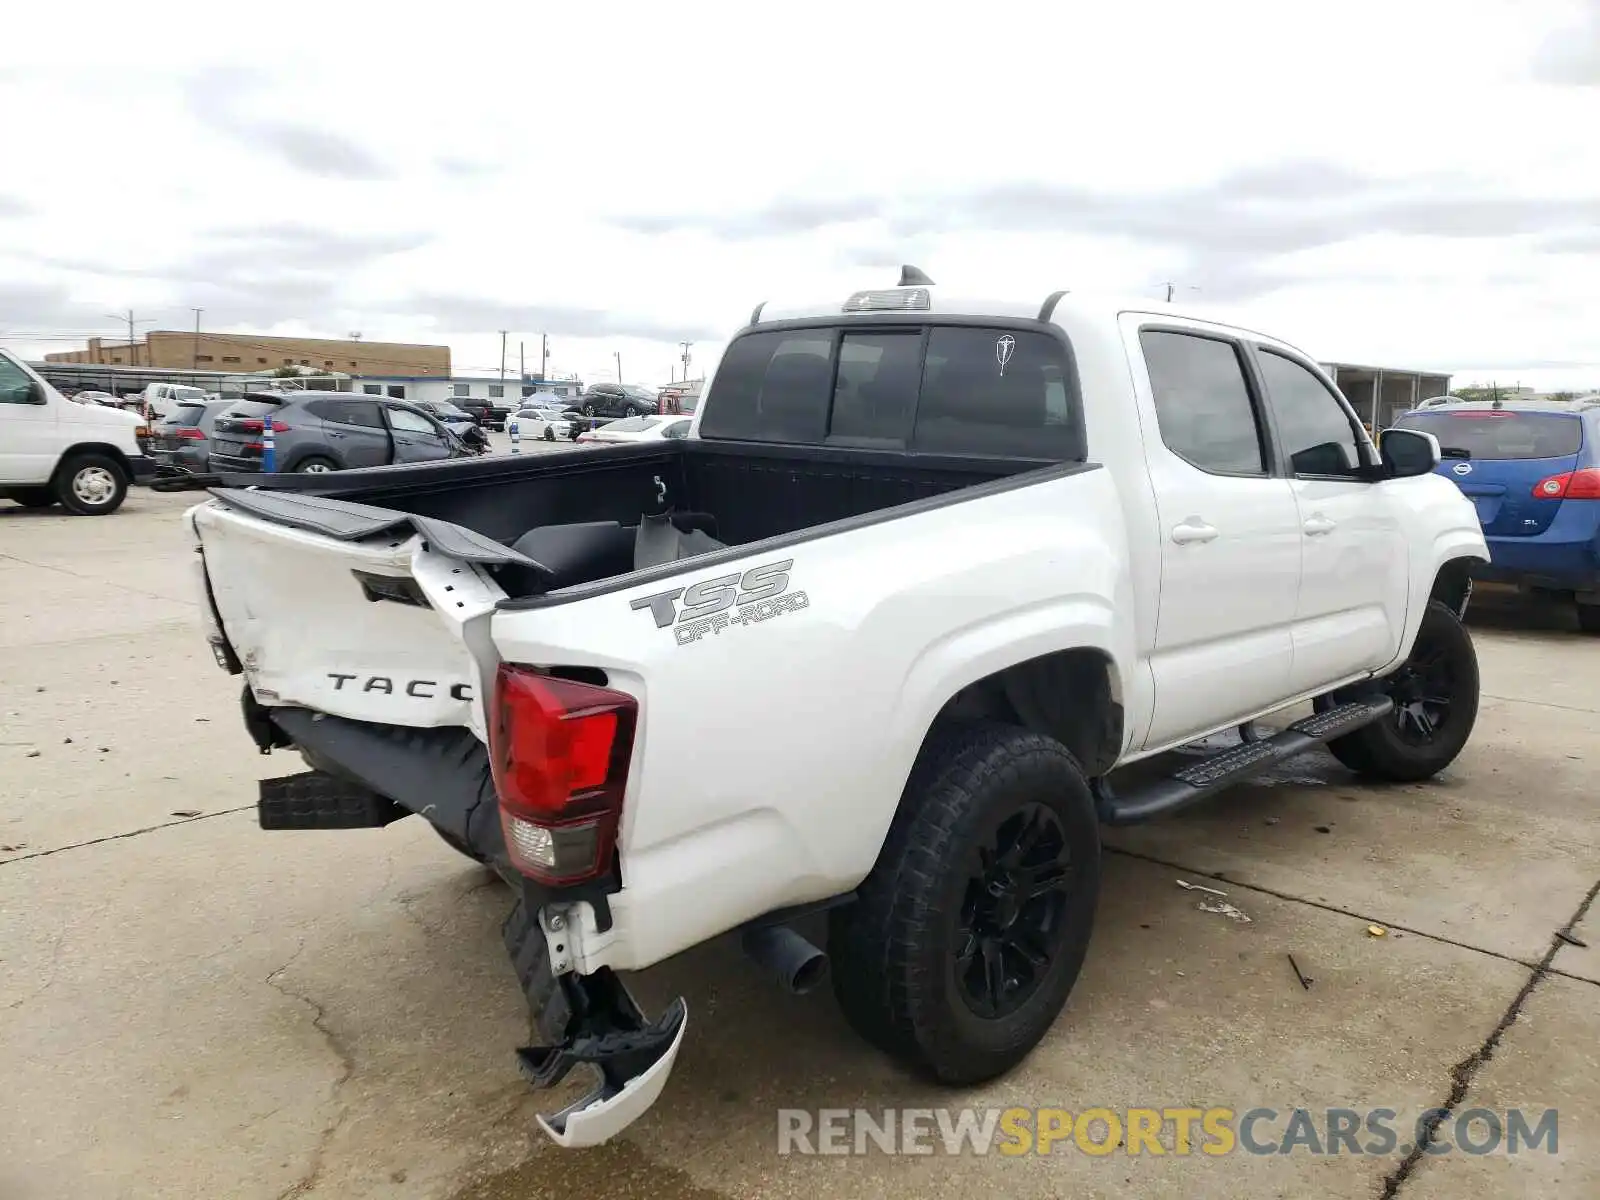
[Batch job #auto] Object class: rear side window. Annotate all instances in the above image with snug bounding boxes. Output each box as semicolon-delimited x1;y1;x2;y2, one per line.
700;324;1082;458
1140;331;1265;476
307;399;384;428
1396;411;1584;460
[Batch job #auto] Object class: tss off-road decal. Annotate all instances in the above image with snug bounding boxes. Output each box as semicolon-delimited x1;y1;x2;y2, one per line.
629;558;809;646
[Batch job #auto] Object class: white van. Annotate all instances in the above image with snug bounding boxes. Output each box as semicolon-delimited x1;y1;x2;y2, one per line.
141;381;210;421
0;350;159;515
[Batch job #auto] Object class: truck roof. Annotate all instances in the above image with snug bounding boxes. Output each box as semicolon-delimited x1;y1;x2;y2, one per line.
746;276;1305;356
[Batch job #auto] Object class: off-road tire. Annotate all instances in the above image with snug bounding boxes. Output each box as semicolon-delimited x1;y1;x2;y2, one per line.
1318;599;1479;782
828;721;1101;1085
54;453;128;516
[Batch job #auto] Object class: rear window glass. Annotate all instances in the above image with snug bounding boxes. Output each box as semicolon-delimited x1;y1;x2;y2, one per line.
163;404;208;427
914;327;1077;457
699;325;1081;458
221;400;283;420
1396;411;1584;459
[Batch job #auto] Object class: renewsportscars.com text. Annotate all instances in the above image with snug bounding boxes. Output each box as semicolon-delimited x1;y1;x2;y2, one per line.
776;1106;1560;1158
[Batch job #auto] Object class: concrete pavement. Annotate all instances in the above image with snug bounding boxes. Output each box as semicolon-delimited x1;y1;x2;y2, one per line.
1;484;1596;1200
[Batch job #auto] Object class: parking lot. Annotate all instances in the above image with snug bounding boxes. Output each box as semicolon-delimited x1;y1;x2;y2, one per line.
2;477;1596;1200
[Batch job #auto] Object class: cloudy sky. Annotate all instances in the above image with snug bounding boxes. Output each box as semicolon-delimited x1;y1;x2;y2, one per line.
1;0;1597;391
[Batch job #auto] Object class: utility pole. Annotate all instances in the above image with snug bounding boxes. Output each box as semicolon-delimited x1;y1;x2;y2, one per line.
679;341;693;381
615;351;622;382
105;309;155;366
498;330;508;382
1161;281;1200;303
519;340;525;381
541;333;549;380
190;307;204;369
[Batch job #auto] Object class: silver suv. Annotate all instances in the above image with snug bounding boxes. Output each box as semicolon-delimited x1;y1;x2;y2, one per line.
210;391;470;474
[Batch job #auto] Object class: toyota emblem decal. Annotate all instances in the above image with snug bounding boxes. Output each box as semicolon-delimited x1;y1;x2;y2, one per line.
996;335;1015;377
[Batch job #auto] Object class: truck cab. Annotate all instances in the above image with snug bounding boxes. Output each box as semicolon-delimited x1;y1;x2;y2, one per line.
0;350;157;515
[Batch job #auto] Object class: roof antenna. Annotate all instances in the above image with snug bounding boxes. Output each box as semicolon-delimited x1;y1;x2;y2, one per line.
899;265;935;287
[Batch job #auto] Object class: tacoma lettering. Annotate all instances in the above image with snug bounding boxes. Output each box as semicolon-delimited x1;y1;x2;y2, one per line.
326;673;473;701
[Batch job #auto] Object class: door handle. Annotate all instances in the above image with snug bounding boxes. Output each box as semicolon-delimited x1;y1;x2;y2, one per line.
1303;515;1336;536
1171;520;1219;545
327;431;346;439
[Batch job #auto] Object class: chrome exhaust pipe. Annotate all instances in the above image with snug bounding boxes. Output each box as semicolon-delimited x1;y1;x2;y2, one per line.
740;924;829;995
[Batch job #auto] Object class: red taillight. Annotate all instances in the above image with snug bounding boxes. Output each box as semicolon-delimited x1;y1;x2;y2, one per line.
1532;468;1600;500
235;418;289;433
175;427;206;440
576;433;595;443
488;665;637;885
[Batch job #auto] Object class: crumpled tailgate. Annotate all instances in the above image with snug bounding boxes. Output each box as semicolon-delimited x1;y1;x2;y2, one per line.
189;497;508;741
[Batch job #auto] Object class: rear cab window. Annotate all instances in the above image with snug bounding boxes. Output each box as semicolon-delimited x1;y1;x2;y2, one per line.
698;323;1083;460
1395;410;1585;460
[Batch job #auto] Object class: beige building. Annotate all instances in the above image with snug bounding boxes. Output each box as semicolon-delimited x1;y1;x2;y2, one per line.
46;331;450;377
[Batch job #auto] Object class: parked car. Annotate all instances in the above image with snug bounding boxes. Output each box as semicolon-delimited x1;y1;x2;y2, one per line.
575;414;692;444
0;349;157;515
454;395;514;431
139;382;211;422
1392;397;1600;631
71;390;122;408
412;400;481;433
208;391;476;474
576;382;660;419
148;399;233;474
509;403;574;442
185;272;1487;1149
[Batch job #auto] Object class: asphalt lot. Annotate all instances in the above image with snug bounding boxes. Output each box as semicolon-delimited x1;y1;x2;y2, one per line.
2;465;1597;1200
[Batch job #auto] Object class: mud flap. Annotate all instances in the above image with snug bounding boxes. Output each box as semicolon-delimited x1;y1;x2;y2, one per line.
520;998;689;1148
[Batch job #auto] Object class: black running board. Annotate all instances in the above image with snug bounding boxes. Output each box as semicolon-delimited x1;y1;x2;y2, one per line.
1094;697;1394;825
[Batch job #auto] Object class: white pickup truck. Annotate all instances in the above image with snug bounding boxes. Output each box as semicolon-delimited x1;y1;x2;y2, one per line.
182;273;1489;1147
0;349;159;515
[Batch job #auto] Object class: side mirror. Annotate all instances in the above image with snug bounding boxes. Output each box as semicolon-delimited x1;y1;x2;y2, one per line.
1379;427;1441;478
28;380;50;405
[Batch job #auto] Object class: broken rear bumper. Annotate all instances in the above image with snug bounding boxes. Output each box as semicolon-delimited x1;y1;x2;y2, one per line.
249;707;687;1148
504;891;687;1146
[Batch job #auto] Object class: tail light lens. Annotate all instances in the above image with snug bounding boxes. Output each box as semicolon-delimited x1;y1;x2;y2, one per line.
175;427;206;440
488;665;637;885
1532;468;1600;499
235;418;291;433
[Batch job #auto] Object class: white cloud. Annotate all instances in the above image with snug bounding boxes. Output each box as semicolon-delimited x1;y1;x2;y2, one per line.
1;0;1597;389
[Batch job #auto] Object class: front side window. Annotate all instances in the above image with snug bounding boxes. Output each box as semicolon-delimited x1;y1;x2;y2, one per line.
1140;330;1266;476
387;406;440;436
1257;350;1364;476
0;356;38;405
